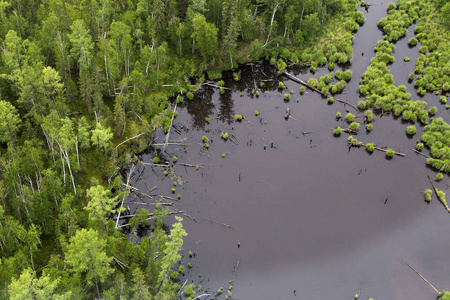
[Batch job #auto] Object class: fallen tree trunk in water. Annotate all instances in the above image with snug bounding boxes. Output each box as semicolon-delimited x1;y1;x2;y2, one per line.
282;72;358;111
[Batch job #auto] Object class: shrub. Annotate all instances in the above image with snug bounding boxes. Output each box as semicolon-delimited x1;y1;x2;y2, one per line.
260;82;265;87
220;132;229;140
406;125;417;135
255;111;260;116
365;110;374;122
441;96;447;104
416;142;424;150
328;97;335;104
366;123;373;131
409;73;415;81
256;91;260;96
233;73;239;81
307;78;318;87
437;173;443;181
219;88;225;94
171;271;179;281
217;80;225;87
187;262;193;268
270;57;276;65
300;86;305;94
428;106;437;115
186;92;194;100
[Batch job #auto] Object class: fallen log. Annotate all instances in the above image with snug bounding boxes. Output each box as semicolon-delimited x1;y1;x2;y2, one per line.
427;175;450;212
282;72;358;111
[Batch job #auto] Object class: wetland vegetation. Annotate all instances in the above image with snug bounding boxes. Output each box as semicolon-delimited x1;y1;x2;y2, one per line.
0;0;450;299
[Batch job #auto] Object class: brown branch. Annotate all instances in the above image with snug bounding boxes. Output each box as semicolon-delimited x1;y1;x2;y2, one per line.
412;148;429;158
427;175;450;212
374;146;406;157
202;82;232;90
404;261;439;293
232;257;241;283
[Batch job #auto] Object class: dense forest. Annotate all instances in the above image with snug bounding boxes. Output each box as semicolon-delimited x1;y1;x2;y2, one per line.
0;0;449;298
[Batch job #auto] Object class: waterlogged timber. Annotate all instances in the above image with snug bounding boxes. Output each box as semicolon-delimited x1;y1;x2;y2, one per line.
119;1;450;300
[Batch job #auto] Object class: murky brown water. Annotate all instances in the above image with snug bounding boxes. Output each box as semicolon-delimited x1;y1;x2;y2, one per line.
125;2;450;299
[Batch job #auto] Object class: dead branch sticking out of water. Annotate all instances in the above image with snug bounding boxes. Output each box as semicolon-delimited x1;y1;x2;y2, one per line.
229;133;240;145
373;146;406;157
201;218;233;229
178;163;207;168
404;261;439;293
113;132;147;152
282;72;358;111
202;82;232;90
232;257;241;283
191;294;211;300
124;202;173;206
116;165;135;229
117;210;187;228
163;104;177;151
427;175;450;212
412;148;430;158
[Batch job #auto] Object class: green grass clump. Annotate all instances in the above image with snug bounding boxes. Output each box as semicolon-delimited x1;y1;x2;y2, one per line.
365;143;375;152
284;94;290;101
153;157;161;164
233;73;239;81
404;57;410;62
328;97;335;104
424;189;432;202
255;111;260;116
171;271;179;281
290;90;294;94
202;136;209;143
177;194;181;199
437;173;443;181
386;148;395;158
270;57;276;65
406;125;417;135
173;181;177;186
441;96;447;104
219;87;225;94
416;142;424;150
365;110;374;122
300;86;305;94
428;106;437;115
186;92;194;100
205;117;210;123
345;113;355;122
176;95;183;104
260;82;265;87
366;123;373;131
333;127;342;136
235;114;243;121
172;187;176;193
220;132;229;140
256;91;260;96
187;262;193;268
217;80;225;87
307;78;318;88
222;153;226;158
336;112;342;119
184;284;196;298
172;156;178;163
279;82;286;89
349;122;360;131
408;37;418;46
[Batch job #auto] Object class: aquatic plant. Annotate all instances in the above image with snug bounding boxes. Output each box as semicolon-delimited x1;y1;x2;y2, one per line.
345;113;355;122
205;117;210;124
172;156;178;163
406;125;417;135
256;91;260;96
437;173;443;181
187;262;192;268
336;112;342;119
416;142;424;150
428;106;437;115
366;123;373;131
441;96;447;104
173;181;177;186
177;194;181;199
220;132;229;140
233;73;239;81
184;284;196;298
219;87;225;94
349;122;360;131
365;143;375;152
307;78;318;88
217;80;225;87
198;284;203;291
300;86;305;94
202;136;209;143
328;97;335;104
408;37;418;46
164;171;168;176
424;189;432;202
365;110;374;122
255;111;260;116
333;126;342;136
270;57;276;65
279;81;286;89
386;148;395;158
186;92;194;100
404;57;410;62
171;271;179;281
284;94;291;101
172;187;176;193
176;95;182;104
260;82;265;87
235;114;243;121
222;153;226;158
153;157;161;164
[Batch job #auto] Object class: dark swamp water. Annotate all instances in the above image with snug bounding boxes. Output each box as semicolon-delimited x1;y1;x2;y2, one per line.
124;2;450;299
